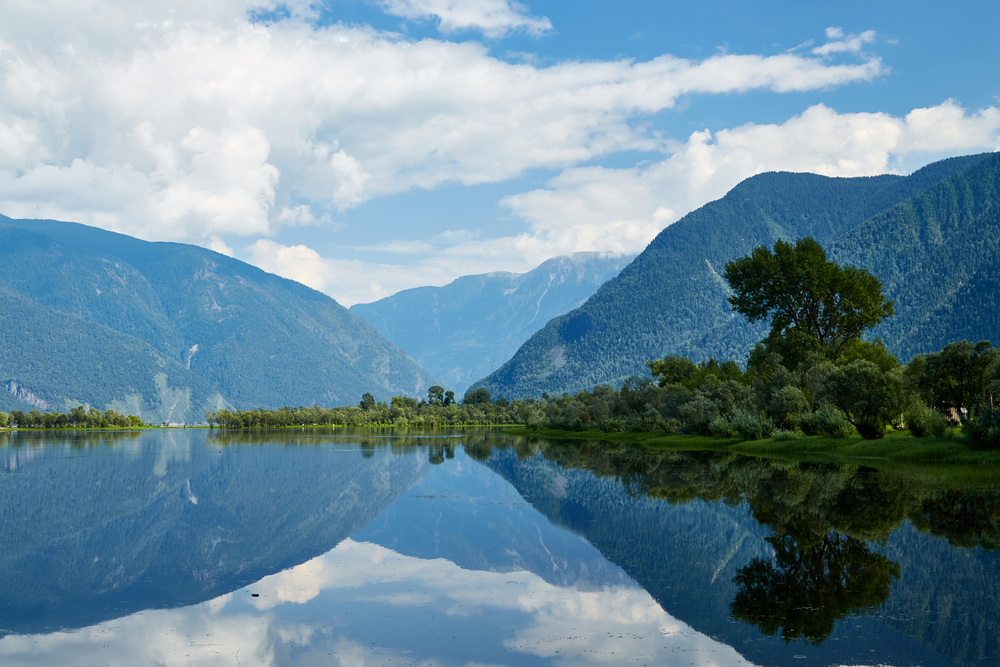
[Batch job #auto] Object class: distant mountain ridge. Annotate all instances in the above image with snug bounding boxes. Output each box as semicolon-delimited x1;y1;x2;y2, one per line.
472;152;997;399
0;216;437;421
351;252;633;395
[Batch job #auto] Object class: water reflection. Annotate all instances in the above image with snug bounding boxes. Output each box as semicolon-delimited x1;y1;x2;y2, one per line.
0;537;754;667
0;429;998;666
731;533;899;644
480;437;1000;664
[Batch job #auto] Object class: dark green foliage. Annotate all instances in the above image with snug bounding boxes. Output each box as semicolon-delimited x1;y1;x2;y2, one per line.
728;409;775;441
904;405;948;438
0;216;437;422
647;355;744;389
427;385;445;405
963;410;1000;450
731;533;899;644
724;237;893;358
463;387;492;405
818;361;906;439
911;340;999;424
799;404;855;438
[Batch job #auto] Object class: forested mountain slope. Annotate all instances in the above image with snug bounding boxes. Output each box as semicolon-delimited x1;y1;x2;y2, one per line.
473;153;994;399
351;252;633;394
832;154;1000;358
0;217;436;421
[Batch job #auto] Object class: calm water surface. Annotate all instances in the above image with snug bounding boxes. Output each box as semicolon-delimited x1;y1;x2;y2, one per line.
0;429;998;666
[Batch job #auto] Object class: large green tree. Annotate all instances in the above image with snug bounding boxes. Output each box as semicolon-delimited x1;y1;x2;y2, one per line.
724;237;894;359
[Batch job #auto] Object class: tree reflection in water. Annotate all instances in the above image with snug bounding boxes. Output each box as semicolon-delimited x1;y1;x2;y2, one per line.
731;532;899;644
492;435;1000;655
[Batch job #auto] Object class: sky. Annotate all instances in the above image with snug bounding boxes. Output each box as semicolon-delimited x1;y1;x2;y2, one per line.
1;0;998;306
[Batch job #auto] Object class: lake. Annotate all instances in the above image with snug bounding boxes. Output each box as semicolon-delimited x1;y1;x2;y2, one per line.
1;428;997;666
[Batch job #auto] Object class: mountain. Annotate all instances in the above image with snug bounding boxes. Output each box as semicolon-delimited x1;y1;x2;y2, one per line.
0;216;437;422
472;152;996;399
350;252;633;395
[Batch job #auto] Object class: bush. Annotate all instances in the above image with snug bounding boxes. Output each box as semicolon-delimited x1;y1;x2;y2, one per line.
678;394;721;435
729;409;775;441
964;410;1000;450
771;429;802;441
708;415;735;438
801;404;854;438
905;405;948;438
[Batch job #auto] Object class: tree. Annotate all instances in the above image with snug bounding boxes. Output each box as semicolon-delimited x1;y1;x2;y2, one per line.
724;237;893;359
427;385;445;405
463;388;492;406
913;340;999;424
359;393;376;411
819;360;906;439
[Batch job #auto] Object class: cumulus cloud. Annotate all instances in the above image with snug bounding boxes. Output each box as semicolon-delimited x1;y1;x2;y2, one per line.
378;0;553;37
252;100;1000;306
499;100;1000;263
0;4;884;245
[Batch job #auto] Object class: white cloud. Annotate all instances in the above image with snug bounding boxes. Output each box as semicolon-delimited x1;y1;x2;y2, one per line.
0;538;757;667
378;0;553;37
252;100;1000;305
813;28;877;56
499;100;1000;264
0;7;884;246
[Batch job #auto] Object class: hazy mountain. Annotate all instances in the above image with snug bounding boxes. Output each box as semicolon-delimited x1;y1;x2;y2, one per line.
0;216;437;421
472;152;995;399
350;252;633;395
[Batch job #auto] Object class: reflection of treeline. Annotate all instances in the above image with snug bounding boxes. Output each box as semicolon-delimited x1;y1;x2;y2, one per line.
202;427;522;465
501;438;1000;551
521;338;1000;446
0;430;143;450
0;407;144;429
494;438;999;653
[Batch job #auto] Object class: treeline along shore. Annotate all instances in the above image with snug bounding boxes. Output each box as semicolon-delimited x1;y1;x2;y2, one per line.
207;238;1000;451
5;239;999;451
0;406;144;429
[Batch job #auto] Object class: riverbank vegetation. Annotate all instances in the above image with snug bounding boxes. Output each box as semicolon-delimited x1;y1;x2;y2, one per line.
0;407;144;429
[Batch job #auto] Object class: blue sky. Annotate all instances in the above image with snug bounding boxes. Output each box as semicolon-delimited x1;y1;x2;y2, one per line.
1;0;998;304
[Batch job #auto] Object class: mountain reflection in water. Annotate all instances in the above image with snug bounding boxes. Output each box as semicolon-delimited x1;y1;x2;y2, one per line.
0;429;998;666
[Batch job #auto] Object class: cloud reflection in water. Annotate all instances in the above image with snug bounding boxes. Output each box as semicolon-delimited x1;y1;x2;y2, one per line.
0;538;756;667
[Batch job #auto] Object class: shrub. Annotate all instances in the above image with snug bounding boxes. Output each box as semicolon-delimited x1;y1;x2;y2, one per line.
805;403;855;438
964;410;1000;450
679;394;721;435
771;429;802;441
708;415;735;438
905;405;948;438
729;409;775;441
